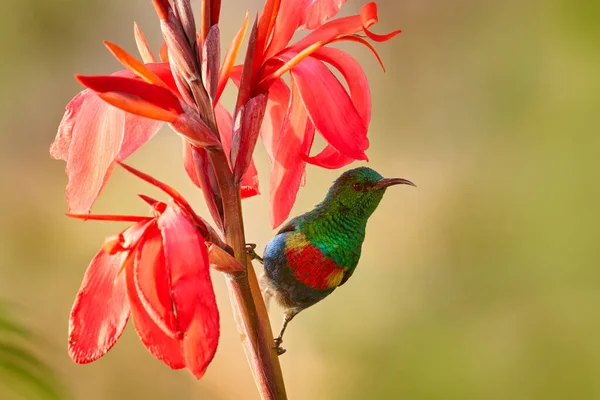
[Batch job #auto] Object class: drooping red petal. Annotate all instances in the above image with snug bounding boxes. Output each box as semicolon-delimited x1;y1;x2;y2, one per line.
270;78;315;228
215;104;260;198
285;2;399;58
232;94;268;181
298;0;347;29
60;91;123;213
260;78;290;164
125;244;186;369
290;57;368;160
50;91;86;162
158;204;219;378
133;227;180;338
118;114;164;161
134;23;157;63
360;2;402;42
259;42;322;90
76;75;183;122
333;34;386;71
52;65;175;214
285;14;362;55
302;143;354;169
241;160;260;198
312;47;371;125
68;249;130;364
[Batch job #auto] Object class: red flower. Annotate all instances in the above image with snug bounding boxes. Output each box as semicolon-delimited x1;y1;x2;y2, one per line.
52;0;401;382
67;163;229;379
230;0;400;227
51;29;259;216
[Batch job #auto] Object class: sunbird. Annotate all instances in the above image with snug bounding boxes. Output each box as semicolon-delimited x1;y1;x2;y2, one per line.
250;167;415;355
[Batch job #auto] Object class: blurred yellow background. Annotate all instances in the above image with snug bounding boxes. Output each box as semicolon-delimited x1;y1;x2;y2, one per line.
1;0;599;399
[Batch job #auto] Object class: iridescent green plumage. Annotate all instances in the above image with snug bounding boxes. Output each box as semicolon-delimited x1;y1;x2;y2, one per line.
253;167;416;355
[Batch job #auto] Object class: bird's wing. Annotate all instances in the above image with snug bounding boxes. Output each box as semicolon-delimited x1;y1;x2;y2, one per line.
276;218;298;235
338;268;354;286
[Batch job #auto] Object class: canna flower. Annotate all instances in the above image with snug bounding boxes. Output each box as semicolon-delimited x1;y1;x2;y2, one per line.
51;0;401;386
67;162;237;379
51;21;260;219
229;0;401;227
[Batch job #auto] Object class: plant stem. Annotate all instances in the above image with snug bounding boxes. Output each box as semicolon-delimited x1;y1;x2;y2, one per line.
208;150;287;400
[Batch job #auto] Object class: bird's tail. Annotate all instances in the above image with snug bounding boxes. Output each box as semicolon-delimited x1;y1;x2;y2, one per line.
258;273;273;313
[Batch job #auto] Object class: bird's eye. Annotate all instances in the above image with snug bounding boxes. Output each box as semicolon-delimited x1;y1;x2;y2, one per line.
352;182;364;192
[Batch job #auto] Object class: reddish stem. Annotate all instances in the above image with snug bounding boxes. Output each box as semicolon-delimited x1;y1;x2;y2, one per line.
206;149;287;400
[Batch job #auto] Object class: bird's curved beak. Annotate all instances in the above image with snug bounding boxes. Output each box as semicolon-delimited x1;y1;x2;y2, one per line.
371;177;416;190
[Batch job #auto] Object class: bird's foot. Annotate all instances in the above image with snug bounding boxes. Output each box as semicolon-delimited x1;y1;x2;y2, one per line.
246;243;264;264
273;337;286;356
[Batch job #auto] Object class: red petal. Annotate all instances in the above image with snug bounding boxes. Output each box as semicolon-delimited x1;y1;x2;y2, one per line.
117;162;202;228
144;62;179;91
62;91;123;213
134;23;157;63
182;140;202;188
133;228;180;338
286;14;362;55
285;2;399;57
360;2;402;42
211;0;222;26
118;114;164;160
125;244;186;369
159;42;170;62
241;160;260;198
52;66;174;213
152;0;170;21
215;104;260;198
68;250;129;363
260;78;290;164
270;78;315;228
298;0;347;30
158;204;219;378
104;41;167;89
312;47;371;125
302;143;354;169
290;57;368;160
265;0;312;59
76;75;183;122
50;91;86;161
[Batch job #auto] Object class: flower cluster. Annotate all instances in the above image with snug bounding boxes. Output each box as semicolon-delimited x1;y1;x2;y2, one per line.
52;0;399;379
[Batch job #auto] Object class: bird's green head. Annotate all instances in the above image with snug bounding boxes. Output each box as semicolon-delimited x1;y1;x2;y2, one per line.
321;167;416;218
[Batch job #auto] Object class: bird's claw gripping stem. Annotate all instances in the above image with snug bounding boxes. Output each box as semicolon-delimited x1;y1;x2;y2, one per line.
246;243;264;264
273;337;286;356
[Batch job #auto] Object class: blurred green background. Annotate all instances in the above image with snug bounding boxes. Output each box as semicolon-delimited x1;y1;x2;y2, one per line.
1;0;599;398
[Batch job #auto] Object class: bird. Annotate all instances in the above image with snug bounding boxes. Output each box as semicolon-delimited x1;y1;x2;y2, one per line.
248;167;415;355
